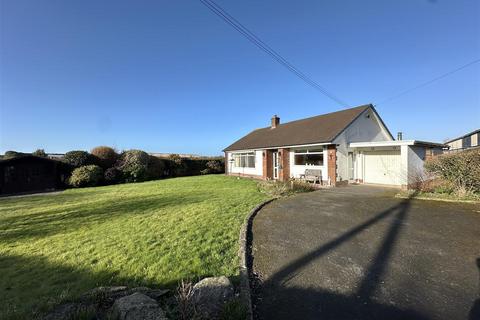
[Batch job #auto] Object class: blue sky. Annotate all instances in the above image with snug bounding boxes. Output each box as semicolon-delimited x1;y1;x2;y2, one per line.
1;0;479;155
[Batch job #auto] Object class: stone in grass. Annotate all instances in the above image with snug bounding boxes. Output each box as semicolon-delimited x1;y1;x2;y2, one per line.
113;292;167;320
83;286;129;299
129;287;170;300
43;303;94;320
192;276;234;319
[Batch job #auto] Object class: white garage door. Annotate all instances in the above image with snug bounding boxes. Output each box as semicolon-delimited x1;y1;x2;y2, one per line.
364;150;402;185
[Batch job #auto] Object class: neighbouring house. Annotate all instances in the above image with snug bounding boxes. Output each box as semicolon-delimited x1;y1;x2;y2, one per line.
0;155;71;195
47;153;65;159
445;129;480;152
223;104;445;188
150;152;204;158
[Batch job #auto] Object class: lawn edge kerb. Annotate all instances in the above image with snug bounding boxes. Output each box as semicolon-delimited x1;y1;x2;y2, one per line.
238;198;276;320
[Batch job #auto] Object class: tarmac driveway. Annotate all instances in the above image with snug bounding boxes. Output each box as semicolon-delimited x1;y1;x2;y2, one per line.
252;186;480;320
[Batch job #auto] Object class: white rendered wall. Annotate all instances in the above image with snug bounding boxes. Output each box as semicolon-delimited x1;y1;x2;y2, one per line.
334;109;393;181
407;145;427;185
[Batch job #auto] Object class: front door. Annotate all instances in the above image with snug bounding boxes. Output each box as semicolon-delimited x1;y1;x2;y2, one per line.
272;151;279;180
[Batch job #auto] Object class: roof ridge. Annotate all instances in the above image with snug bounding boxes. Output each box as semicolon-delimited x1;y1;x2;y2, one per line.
259;104;372;130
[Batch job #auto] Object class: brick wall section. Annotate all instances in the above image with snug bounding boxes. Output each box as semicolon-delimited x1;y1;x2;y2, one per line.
279;148;290;181
263;150;273;180
327;145;337;186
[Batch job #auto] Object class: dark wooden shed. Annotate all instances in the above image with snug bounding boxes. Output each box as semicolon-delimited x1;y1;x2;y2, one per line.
0;155;71;195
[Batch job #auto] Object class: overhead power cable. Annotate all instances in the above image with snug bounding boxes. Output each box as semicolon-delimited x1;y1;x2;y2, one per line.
376;58;480;106
199;0;349;107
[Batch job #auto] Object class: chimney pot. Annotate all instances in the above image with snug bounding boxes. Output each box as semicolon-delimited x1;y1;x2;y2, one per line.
397;132;403;140
271;115;280;128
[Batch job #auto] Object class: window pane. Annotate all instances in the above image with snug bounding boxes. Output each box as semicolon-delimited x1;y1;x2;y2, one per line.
233;152;256;168
294;154;306;165
308;149;323;153
247;155;255;168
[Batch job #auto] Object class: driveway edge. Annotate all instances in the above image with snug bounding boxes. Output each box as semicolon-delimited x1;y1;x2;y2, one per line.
238;198;276;320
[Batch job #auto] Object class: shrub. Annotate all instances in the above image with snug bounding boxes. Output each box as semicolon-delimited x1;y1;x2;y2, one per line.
3;151;25;159
68;165;103;187
32;149;47;157
425;149;480;196
168;154;184;166
175;280;196;320
147;156;167;180
64;151;94;167
90;146;118;169
205;160;225;174
104;167;122;184
168;154;188;176
258;179;315;197
117;150;150;182
200;160;224;175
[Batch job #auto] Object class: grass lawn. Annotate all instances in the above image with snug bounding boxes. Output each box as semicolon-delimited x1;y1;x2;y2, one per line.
396;190;480;204
0;175;268;320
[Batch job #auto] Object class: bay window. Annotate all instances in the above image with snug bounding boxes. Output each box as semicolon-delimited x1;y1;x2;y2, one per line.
293;148;324;166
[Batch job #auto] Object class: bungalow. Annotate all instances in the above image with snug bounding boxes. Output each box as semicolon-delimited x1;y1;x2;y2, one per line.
223;104;445;188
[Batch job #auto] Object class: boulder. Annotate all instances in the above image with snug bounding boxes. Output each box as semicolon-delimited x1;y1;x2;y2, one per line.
192;276;234;319
43;303;85;320
112;292;167;320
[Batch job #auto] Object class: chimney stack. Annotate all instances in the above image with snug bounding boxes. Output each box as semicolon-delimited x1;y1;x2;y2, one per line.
397;132;403;140
271;115;280;128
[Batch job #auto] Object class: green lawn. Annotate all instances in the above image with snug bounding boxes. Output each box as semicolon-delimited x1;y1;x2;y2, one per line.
0;175;268;319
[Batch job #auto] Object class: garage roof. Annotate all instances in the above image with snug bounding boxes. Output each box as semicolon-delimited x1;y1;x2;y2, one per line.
349;140;446;148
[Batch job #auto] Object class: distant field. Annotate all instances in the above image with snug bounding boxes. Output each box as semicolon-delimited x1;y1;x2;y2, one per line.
0;175;267;319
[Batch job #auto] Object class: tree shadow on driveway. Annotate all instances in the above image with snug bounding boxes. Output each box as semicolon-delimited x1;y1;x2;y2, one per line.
254;194;432;320
469;258;480;320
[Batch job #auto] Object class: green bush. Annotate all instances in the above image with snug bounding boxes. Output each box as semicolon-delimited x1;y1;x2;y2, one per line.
32;149;47;157
104;167;122;184
168;154;188;176
64;151;94;168
147;156;167;180
117;150;150;182
68;165;103;187
205;160;225;174
3;151;25;159
425;149;480;196
90;146;118;169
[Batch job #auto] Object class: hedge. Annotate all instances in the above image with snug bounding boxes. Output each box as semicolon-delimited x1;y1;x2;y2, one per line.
425;148;480;195
56;148;225;188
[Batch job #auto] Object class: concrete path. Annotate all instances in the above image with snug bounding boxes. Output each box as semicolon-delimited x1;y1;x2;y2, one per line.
252;185;480;320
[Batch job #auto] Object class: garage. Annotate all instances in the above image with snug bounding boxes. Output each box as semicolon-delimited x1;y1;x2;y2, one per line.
363;150;402;185
350;140;445;188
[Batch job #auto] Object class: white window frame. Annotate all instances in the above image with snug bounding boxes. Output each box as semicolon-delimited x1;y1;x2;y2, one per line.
232;152;256;168
293;148;324;167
